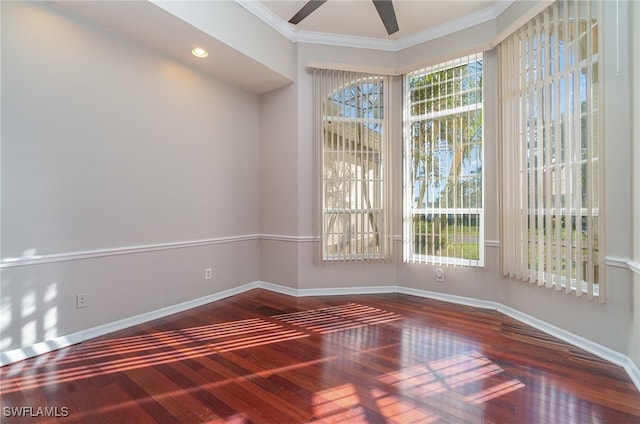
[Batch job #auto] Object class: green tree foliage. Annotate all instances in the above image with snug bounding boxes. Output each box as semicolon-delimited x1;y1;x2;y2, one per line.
409;60;483;210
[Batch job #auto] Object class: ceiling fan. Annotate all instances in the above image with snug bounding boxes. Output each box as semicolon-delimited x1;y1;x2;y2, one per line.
288;0;399;35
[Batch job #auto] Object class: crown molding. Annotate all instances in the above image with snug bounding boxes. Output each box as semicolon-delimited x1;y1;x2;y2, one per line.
394;2;505;51
296;30;398;51
234;0;515;52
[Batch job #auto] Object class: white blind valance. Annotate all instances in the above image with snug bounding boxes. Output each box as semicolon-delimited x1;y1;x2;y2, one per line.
308;61;396;77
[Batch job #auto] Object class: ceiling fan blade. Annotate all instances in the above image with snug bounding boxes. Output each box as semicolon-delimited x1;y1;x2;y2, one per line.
288;0;328;25
372;0;399;35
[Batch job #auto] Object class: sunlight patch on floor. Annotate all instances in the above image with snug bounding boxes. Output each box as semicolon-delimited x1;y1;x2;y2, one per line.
309;385;355;422
0;319;307;393
273;303;402;334
370;388;441;423
379;351;524;408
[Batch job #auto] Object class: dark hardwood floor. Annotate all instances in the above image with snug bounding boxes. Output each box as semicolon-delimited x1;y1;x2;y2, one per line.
1;289;639;423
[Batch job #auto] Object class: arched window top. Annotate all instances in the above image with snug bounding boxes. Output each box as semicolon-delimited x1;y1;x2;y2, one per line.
324;76;385;125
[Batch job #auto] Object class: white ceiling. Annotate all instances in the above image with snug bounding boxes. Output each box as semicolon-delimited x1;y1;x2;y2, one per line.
246;0;515;49
52;0;516;94
257;0;502;41
53;0;295;94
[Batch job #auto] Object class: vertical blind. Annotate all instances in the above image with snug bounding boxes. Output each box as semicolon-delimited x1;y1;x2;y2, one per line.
404;54;484;267
313;68;391;261
499;0;604;300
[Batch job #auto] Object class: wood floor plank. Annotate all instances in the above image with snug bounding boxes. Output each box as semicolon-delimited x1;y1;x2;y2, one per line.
2;289;639;423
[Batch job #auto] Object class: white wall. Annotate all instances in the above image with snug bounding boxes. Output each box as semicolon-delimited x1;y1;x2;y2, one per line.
631;0;640;369
1;2;260;352
259;84;300;289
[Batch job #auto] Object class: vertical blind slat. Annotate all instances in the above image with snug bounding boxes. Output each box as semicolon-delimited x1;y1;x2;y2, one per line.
535;13;545;286
571;4;583;294
543;5;553;288
562;0;572;293
596;0;605;302
585;0;594;299
551;1;563;290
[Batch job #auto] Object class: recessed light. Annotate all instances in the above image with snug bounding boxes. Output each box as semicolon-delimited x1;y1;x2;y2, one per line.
191;47;208;58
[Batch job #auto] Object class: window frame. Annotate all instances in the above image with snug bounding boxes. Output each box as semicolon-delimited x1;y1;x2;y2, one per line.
403;54;485;267
314;69;391;262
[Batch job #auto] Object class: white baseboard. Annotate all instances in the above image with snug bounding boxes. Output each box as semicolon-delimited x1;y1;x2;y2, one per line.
256;281;298;296
499;304;640;393
2;280;639;394
397;286;497;310
626;356;640;391
256;281;397;297
496;304;631;367
298;285;397;297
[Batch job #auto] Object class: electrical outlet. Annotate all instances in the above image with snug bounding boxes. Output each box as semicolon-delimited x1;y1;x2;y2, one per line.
435;268;445;282
205;268;212;280
76;293;88;308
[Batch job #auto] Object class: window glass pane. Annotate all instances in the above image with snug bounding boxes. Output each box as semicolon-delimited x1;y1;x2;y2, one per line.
412;213;481;261
405;54;484;266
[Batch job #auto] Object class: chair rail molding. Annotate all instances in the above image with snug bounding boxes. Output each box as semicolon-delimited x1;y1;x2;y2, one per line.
0;235;262;269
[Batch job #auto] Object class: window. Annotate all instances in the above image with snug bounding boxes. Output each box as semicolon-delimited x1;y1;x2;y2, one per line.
404;54;484;266
313;69;390;261
499;0;604;300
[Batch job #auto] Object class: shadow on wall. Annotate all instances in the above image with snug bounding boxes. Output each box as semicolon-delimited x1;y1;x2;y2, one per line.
0;271;60;363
